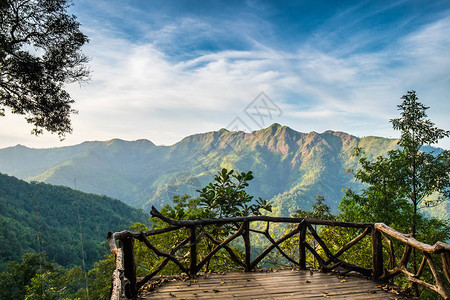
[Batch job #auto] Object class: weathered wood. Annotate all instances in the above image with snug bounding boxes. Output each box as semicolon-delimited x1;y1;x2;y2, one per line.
121;237;137;298
243;220;251;272
137;233;189;275
108;232;126;300
327;227;369;264
110;248;125;300
135;235;191;291
416;254;426;278
203;231;245;269
141;270;398;299
382;234;396;269
304;243;326;267
371;227;383;280
250;222;302;269
322;260;372;277
401;267;444;297
306;223;333;260
189;226;197;276
263;230;299;266
150;206;372;228
195;223;244;272
424;252;450;299
298;222;307;270
375;223;450;253
443;252;450;283
109;212;450;299
113;225;180;240
381;244;412;280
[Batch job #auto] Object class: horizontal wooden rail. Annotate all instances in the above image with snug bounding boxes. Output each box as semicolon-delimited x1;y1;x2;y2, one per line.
108;209;450;300
150;206;372;228
375;223;450;253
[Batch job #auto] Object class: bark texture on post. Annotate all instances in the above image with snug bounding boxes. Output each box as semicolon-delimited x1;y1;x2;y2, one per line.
190;226;197;277
298;222;307;270
371;227;383;281
243;220;251;272
443;252;450;283
121;237;137;299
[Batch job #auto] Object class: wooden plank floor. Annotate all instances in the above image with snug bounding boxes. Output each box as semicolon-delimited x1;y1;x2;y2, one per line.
139;270;410;299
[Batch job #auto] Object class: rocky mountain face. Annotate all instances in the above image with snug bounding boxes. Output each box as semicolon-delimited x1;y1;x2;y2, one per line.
0;124;401;215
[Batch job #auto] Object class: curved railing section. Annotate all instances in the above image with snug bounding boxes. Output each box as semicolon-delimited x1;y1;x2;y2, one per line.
108;207;450;299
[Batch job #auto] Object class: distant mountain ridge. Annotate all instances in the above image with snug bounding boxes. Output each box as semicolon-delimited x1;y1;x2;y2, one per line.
0;124;426;215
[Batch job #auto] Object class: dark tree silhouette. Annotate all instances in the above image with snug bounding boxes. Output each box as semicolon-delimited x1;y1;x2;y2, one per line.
0;0;90;137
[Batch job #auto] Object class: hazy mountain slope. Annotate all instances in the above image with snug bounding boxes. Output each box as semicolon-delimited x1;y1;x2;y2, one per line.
0;173;146;271
0;124;402;214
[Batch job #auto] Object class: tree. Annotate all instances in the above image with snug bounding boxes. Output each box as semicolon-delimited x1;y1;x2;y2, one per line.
339;91;450;296
293;194;334;220
342;91;449;236
197;168;272;218
340;148;412;228
0;0;90;137
131;169;272;275
0;252;55;300
390;90;450;238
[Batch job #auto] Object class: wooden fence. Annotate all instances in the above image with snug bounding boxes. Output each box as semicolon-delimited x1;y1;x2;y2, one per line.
108;206;450;299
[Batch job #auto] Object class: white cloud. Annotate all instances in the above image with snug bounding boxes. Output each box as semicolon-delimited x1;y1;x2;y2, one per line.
1;12;449;149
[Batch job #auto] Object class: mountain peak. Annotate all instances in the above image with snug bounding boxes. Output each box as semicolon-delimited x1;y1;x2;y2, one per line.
269;123;282;129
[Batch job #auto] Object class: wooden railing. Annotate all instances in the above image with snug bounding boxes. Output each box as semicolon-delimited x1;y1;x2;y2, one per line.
108;207;450;299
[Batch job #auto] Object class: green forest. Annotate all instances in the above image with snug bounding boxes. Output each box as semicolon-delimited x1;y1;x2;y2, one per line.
0;174;147;299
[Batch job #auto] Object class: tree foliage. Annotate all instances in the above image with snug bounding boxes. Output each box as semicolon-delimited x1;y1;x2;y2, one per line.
0;251;114;300
197;168;272;218
390;91;450;236
342;91;449;235
339;91;450;298
292;194;335;220
0;172;146;271
130;169;272;277
0;0;90;136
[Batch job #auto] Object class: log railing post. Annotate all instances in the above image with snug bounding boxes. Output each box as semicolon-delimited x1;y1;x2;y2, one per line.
243;220;251;272
443;252;450;283
371;226;383;281
121;237;137;299
298;221;307;270
190;226;197;277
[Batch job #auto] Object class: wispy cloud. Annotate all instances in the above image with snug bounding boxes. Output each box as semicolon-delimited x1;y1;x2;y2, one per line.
1;1;449;149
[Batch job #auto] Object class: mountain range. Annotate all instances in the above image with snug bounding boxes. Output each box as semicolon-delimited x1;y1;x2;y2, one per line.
0;123;413;217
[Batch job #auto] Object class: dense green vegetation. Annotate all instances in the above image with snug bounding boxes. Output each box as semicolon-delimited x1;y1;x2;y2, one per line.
0;173;146;271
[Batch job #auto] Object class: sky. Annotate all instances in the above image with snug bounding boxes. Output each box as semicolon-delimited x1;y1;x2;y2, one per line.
1;0;450;149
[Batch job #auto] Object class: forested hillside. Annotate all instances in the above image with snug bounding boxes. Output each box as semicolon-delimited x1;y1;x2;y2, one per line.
0;173;146;271
0;124;405;216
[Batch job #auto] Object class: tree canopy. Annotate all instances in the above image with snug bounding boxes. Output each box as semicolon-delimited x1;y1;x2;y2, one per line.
340;90;449;238
0;0;89;137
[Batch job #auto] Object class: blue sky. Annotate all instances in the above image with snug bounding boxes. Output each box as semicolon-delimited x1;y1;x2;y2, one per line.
1;0;450;148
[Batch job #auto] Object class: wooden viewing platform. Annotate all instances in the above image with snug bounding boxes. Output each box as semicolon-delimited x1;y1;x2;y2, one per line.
108;207;450;299
139;269;409;299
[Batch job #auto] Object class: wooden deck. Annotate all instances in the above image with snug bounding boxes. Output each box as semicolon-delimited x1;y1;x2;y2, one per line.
139;270;410;299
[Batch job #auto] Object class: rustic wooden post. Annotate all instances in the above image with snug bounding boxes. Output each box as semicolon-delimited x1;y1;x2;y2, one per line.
442;252;450;283
121;237;137;298
243;220;251;272
298;221;307;270
371;226;383;280
190;226;197;277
